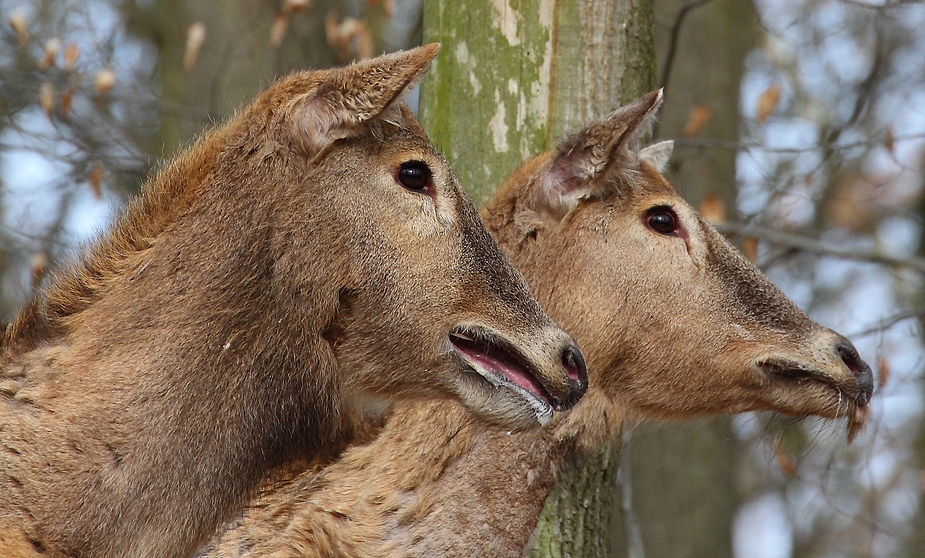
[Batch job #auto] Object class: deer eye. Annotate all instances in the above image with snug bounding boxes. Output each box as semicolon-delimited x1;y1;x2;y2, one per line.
645;207;678;236
396;161;432;192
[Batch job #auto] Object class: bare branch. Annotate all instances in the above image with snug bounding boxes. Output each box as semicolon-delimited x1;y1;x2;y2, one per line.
659;0;715;92
675;131;925;154
838;0;922;11
848;306;925;338
714;222;925;273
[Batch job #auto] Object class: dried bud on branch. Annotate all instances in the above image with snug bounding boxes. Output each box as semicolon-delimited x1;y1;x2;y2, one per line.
270;13;289;48
8;9;28;46
39;81;55;117
756;84;781;123
184;21;207;73
698;191;725;224
89;162;104;200
30;252;48;289
63;43;79;72
94;68;116;98
284;0;310;12
38;38;61;71
683;105;712;137
60;87;73;118
325;12;373;61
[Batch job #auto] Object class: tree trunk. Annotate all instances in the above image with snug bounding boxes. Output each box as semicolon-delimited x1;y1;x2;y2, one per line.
420;0;654;203
420;1;655;556
125;0;353;155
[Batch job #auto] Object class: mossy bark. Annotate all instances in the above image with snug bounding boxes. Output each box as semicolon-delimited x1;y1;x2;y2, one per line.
420;0;654;203
420;1;655;556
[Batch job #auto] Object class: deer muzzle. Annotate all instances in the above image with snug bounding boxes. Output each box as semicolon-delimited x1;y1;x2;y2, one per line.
449;326;587;425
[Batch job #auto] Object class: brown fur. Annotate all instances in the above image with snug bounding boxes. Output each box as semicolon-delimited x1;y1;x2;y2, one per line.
0;45;588;558
203;90;875;558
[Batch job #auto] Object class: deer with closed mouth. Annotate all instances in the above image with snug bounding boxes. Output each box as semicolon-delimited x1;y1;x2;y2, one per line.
202;89;874;558
0;44;587;558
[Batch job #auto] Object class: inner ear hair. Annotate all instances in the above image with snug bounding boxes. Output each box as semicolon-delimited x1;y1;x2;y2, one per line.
290;44;440;153
639;140;674;173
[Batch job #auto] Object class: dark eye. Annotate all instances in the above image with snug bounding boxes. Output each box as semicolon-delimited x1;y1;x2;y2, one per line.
645;207;678;235
396;161;432;192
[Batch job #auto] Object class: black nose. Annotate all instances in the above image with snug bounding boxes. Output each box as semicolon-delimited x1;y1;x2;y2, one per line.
556;343;588;411
836;341;874;407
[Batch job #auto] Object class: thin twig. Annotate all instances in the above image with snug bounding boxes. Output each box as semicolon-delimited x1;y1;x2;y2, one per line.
838;0;920;10
674;131;925;153
849;307;925;338
714;222;925;273
659;0;716;92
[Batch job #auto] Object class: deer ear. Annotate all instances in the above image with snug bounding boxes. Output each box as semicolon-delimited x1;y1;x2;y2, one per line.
291;43;440;151
639;140;673;172
529;89;664;221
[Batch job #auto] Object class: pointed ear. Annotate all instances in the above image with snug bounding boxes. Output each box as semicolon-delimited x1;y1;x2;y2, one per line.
290;43;440;152
639;140;673;173
530;89;664;221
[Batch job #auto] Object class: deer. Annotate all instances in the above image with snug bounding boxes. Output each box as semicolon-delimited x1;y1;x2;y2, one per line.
201;89;875;558
0;44;590;558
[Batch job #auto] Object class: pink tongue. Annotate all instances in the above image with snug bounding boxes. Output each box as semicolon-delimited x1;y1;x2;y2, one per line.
480;352;546;398
564;361;580;382
452;338;549;403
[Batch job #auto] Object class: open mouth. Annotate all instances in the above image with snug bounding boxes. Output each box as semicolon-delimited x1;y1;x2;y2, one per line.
449;328;555;421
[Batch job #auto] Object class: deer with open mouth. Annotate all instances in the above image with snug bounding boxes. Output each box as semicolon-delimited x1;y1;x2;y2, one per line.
0;45;587;558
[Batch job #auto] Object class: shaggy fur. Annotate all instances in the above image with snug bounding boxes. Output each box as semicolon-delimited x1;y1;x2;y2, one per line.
0;45;587;558
202;91;873;557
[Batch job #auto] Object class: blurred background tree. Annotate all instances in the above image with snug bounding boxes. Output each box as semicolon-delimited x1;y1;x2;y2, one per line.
1;1;923;557
614;1;758;556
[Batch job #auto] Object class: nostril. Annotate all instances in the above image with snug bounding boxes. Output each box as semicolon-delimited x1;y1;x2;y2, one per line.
560;343;588;410
837;345;858;376
836;342;865;379
836;341;874;406
563;347;580;383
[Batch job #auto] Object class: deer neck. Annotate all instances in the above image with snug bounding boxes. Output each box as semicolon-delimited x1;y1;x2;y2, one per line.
0;163;352;558
207;402;569;558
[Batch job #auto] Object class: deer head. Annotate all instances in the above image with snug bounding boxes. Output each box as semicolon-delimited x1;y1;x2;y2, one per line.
485;89;874;444
238;44;586;427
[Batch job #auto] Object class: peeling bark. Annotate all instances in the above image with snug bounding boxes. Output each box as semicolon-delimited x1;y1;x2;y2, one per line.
420;0;654;203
